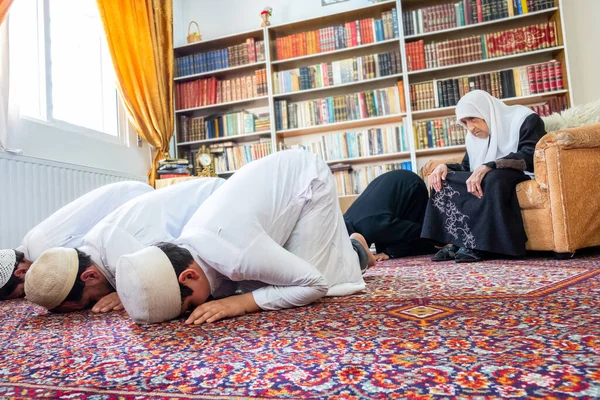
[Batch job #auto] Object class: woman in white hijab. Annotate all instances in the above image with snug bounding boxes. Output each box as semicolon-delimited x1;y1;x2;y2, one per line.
421;90;546;262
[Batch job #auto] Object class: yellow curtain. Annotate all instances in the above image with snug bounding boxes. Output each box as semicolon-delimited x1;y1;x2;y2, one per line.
0;0;14;25
96;0;174;186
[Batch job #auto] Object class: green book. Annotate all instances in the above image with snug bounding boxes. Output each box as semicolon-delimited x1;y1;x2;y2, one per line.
243;112;255;133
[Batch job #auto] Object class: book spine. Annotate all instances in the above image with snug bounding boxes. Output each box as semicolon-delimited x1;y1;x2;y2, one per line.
554;61;564;89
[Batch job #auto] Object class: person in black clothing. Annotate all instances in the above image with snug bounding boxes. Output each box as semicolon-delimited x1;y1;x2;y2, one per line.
422;90;546;263
344;169;436;261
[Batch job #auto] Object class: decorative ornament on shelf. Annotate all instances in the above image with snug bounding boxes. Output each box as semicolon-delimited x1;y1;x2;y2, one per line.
186;21;202;44
260;6;272;27
196;145;217;178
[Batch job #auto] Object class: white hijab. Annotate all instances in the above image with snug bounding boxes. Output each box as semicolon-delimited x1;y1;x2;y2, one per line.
456;90;533;171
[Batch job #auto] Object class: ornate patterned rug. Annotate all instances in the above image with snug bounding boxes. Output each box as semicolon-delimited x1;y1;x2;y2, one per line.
2;252;600;399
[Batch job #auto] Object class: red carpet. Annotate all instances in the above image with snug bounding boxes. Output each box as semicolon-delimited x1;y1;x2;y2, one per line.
1;252;600;399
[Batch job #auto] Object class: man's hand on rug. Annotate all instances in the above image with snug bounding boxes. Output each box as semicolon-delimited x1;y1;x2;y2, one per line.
374;253;389;261
185;293;260;325
92;292;123;313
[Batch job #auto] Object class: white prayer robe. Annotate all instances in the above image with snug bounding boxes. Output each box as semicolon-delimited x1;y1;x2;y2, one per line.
15;181;152;261
80;178;224;287
175;150;366;311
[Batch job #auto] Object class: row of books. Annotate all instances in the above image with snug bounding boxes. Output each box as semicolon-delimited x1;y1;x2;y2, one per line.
273;49;401;94
331;162;413;196
280;124;410;162
406;21;557;71
274;9;399;60
413;117;467;150
178;112;271;143
530;95;568;117
175;69;267;110
175;39;266;77
211;140;273;173
274;84;405;131
157;157;191;179
410;60;564;110
403;0;555;36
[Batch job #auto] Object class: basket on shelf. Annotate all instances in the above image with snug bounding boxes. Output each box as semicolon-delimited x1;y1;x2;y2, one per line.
187;21;202;43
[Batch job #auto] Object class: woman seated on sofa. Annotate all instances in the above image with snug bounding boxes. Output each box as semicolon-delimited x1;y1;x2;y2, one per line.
422;90;546;263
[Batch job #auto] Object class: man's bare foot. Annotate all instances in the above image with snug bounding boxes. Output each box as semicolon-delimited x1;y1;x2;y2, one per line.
350;233;376;267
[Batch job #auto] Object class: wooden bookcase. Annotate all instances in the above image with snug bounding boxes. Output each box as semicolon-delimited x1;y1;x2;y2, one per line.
173;0;572;194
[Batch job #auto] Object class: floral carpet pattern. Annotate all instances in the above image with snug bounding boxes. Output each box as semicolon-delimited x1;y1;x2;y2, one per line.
1;252;600;399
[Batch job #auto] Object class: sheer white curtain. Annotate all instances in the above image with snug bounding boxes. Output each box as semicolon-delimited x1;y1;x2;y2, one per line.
0;17;21;154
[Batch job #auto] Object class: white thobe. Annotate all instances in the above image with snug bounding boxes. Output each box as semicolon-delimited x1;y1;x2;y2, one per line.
14;181;152;261
175;150;366;311
80;178;224;287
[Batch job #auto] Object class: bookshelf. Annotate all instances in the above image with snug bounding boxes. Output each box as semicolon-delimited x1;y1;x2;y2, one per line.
173;0;572;195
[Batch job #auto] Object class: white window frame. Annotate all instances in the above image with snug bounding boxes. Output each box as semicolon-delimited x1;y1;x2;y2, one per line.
15;0;132;146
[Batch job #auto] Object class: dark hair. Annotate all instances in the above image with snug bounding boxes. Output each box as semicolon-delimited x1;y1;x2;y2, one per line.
0;250;25;300
63;249;94;302
155;242;194;301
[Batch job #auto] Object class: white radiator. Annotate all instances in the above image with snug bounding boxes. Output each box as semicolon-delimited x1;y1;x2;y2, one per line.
0;152;146;249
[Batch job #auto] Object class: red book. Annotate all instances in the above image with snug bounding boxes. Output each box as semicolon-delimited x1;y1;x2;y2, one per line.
541;63;550;93
495;31;503;57
291;35;297;58
185;82;190;109
361;19;369;44
302;32;308;56
548;61;557;91
527;65;537;94
276;38;282;60
554;62;564;89
211;77;217;104
159;173;190;179
246;38;256;63
513;27;525;53
205;79;211;106
535;64;544;94
548;21;557;47
344;22;351;47
367;18;375;43
544;103;551;115
528;24;547;51
476;0;483;23
505;29;515;56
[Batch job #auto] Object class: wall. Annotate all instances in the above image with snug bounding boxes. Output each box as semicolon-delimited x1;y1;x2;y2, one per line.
561;0;600;106
7;117;151;179
174;0;372;45
174;0;600;106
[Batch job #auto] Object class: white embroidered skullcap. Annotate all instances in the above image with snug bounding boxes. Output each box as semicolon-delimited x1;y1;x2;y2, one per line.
0;249;17;289
116;246;181;324
24;248;78;310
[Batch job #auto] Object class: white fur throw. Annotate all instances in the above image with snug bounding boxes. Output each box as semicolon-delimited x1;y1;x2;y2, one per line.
541;99;600;132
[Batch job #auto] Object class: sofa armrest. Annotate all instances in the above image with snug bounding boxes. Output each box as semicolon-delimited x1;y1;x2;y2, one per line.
537;122;600;151
534;123;600;190
421;157;462;181
533;123;600;252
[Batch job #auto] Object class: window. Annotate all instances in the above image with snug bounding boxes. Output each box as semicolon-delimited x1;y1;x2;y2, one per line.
9;0;120;137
